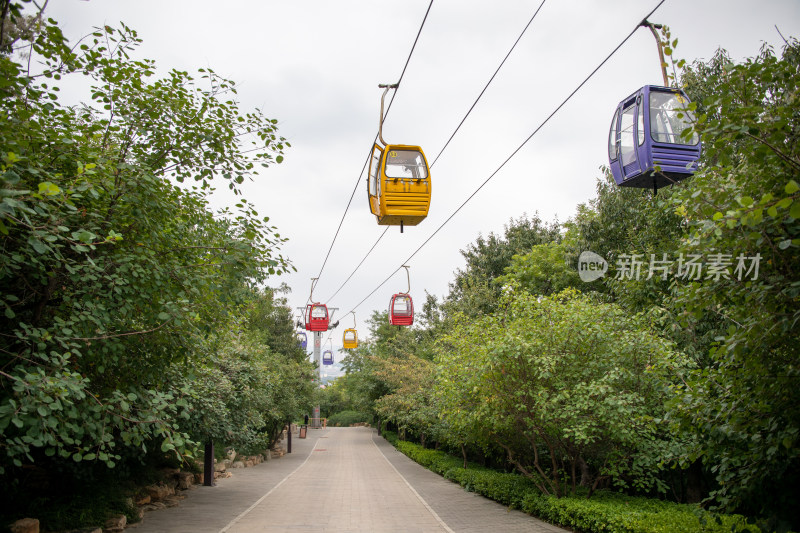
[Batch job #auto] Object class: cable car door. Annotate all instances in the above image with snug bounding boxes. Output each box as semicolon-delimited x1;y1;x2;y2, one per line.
368;144;384;217
619;96;643;181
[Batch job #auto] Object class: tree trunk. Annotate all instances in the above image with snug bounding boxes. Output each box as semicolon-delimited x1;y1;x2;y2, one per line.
579;456;591;487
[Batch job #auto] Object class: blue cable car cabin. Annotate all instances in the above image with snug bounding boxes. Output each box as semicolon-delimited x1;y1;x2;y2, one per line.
322;350;334;365
304;303;329;332
296;331;308;349
608;85;701;190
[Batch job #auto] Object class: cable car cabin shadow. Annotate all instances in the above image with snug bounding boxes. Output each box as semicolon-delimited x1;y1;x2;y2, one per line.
608;85;701;192
389;293;414;326
343;328;358;349
304;303;329;332
368;144;431;229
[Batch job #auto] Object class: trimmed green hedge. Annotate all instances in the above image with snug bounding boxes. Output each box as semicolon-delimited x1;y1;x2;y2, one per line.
521;491;757;533
382;432;758;533
327;410;372;427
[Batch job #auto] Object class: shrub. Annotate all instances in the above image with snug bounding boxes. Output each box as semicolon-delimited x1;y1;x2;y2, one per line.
384;436;760;533
327;410;372;427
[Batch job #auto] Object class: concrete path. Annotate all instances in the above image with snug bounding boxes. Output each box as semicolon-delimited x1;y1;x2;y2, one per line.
132;427;567;533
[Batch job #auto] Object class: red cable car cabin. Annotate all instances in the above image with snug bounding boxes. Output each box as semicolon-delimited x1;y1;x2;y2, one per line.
304;303;329;331
389;293;414;326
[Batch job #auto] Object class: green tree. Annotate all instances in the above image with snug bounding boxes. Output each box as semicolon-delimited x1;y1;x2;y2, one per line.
663;40;800;525
444;214;561;318
0;8;294;483
495;242;581;296
436;289;690;498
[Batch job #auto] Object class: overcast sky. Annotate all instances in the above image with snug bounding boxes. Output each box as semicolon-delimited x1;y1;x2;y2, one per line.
47;1;800;352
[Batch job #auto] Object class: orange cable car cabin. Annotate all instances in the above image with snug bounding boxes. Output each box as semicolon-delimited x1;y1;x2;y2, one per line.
368;144;431;229
389;293;414;326
304;303;329;332
367;83;431;231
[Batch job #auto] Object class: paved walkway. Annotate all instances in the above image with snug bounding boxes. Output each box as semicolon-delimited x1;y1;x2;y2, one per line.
132;427;567;533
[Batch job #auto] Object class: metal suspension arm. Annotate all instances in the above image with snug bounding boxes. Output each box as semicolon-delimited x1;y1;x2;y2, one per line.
377;83;399;146
640;19;669;87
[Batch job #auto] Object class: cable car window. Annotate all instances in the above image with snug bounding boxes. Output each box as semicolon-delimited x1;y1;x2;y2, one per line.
311;306;327;318
637;98;645;146
384;150;428;180
649;91;698;145
620;105;637;167
392;296;412;316
608;109;619;160
369;146;382;196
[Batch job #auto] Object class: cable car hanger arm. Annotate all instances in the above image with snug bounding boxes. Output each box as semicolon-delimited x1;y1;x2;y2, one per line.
377;83;399;146
640;19;669;87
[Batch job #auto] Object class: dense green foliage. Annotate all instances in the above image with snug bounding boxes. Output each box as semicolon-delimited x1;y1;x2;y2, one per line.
665;42;800;520
0;5;313;527
436;289;690;497
333;35;800;531
326;410;372;427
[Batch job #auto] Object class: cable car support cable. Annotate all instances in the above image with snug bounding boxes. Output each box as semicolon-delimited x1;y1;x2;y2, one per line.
310;0;435;290
430;0;547;168
346;0;667;315
322;0;548;303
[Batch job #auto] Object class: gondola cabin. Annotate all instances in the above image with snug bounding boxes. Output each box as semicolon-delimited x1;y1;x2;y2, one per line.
304;303;329;332
608;85;701;190
389;293;414;326
342;328;358;349
368;144;431;228
322;350;334;365
296;331;308;350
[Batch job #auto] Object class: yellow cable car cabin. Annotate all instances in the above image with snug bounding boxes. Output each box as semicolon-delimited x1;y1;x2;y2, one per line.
342;328;358;349
368;144;431;228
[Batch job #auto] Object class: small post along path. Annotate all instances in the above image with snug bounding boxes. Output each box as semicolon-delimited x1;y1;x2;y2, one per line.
132;427;567;533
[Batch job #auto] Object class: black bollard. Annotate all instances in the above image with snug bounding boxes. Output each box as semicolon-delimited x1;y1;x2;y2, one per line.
204;440;215;487
287;422;292;453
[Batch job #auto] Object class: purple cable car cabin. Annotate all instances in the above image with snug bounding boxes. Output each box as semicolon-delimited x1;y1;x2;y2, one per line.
389;293;414;326
296;331;308;349
608;85;701;190
322;350;334;365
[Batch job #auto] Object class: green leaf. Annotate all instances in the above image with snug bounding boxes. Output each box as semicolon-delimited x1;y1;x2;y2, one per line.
786;180;799;194
37;181;61;196
789;201;800;219
29;238;48;254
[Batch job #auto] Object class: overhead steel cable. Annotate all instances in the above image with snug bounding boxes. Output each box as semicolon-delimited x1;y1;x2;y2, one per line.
430;0;547;167
322;0;547;303
325;226;389;304
346;0;667;315
309;0;435;301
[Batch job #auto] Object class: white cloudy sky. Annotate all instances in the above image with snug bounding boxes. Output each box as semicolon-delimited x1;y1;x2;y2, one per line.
46;1;800;351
